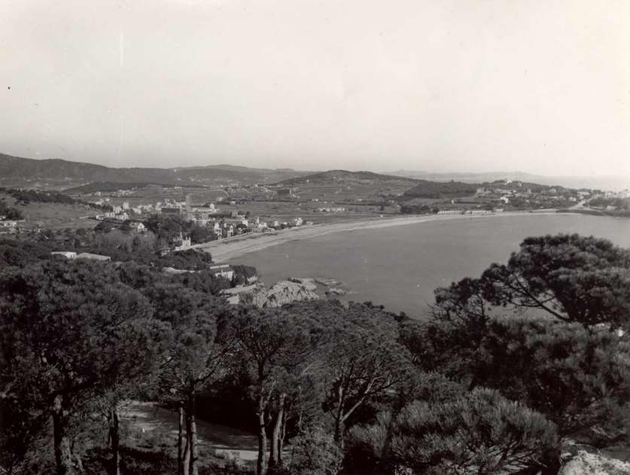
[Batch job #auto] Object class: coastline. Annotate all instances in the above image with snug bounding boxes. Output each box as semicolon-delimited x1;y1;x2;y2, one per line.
196;209;563;263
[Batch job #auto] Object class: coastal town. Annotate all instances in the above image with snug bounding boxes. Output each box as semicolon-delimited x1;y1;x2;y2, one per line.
1;167;630;260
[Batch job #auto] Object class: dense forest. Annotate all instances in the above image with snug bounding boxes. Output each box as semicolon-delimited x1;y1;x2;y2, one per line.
400;180;479;199
0;188;112;212
1;233;630;475
0;199;24;220
0;230;254;284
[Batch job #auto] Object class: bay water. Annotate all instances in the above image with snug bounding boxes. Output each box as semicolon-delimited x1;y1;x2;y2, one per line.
230;214;630;318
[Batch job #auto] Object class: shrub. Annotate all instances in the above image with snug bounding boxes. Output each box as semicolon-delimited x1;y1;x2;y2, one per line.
285;429;343;475
390;389;558;475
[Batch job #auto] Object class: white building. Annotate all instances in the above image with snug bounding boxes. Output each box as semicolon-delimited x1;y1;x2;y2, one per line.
209;264;234;281
129;222;146;233
76;252;111;261
51;251;77;259
0;220;19;228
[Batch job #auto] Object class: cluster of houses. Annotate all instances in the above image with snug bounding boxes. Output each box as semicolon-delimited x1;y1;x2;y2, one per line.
436;209;502;216
472;180;594;208
204;215;308;239
156;197;309;240
89;194;311;252
314;207;346;213
93;198;221;222
603;189;630;199
0;217;25;234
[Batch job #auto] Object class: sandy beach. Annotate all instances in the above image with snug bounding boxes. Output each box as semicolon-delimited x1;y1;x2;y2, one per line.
196;210;561;263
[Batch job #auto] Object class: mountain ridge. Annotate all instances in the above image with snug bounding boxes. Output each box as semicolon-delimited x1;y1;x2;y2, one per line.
0;153;309;189
275;169;419;187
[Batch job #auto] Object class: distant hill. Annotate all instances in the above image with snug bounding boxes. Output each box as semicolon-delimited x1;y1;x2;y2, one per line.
391;170;543;183
276;170;418;187
0;153;308;189
173;165;310;185
63;182;208;194
392;169;626;192
0;153;179;188
401;180;479;200
0;153;178;186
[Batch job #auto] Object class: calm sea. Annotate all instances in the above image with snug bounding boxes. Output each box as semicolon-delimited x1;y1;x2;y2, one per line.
230;214;630;319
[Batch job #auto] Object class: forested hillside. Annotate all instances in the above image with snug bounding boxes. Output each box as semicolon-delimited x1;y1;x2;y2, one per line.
276;169;417;187
0;153;307;189
401;179;479;199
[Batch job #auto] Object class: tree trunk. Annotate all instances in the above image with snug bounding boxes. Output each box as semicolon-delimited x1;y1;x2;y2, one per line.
269;393;286;469
256;395;268;475
52;395;74;475
539;447;561;475
334;383;346;448
334;419;345;449
109;406;121;475
278;402;288;466
182;437;190;475
178;405;189;475
187;393;198;475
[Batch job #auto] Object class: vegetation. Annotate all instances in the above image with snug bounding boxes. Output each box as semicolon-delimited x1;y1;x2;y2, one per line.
399;204;436;215
0;199;24;220
0;188;111;211
0;238;53;266
276;170;417;187
64;182;189;194
401;180;479;199
1;233;630;475
143;215;217;246
349;388;558;475
588;196;630;211
14;226;220;271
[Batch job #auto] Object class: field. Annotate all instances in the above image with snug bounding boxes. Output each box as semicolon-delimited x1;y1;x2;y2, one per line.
218;200;399;225
0;193;97;229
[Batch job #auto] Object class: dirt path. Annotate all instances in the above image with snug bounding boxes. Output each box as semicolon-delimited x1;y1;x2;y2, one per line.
122;401;259;462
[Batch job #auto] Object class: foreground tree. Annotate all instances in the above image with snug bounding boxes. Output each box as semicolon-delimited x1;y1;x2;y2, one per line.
229;306;320;475
145;282;232;475
321;303;413;447
0;260;162;475
348;389;558;475
406;234;630;471
389;389;558;475
434;234;630;328
466;317;630;438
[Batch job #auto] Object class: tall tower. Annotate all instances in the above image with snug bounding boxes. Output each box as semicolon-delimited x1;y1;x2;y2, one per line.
185;194;193;213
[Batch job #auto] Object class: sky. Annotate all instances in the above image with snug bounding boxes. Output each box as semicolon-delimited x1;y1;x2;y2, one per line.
1;0;629;179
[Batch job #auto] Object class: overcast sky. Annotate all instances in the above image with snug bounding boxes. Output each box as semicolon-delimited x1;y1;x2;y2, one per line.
1;0;628;178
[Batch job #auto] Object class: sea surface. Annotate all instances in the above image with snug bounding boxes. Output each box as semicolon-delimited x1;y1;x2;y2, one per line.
230;214;630;319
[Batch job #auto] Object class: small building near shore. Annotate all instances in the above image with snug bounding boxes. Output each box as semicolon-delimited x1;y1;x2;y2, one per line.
76;252;111;261
0;220;21;228
276;188;294;198
209;264;234;281
161;207;182;216
51;251;77;259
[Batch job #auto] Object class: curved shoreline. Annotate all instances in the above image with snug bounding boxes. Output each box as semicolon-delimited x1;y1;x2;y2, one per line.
196;210;565;263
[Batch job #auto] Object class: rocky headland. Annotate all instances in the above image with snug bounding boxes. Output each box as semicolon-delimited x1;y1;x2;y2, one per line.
223;277;350;308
